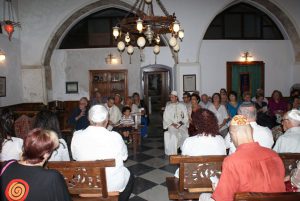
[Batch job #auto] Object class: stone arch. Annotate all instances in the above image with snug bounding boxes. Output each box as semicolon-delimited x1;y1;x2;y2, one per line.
42;0;173;90
199;0;300;62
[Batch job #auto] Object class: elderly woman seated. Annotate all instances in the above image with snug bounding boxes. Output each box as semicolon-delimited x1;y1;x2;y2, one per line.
0;128;71;201
175;109;226;177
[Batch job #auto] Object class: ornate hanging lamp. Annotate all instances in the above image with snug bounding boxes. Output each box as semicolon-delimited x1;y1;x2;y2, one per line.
1;0;21;41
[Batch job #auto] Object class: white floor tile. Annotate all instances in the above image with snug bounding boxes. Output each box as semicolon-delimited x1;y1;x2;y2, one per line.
138;185;170;201
139;169;174;184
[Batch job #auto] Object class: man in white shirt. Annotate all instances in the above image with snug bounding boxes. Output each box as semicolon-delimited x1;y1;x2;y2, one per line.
199;93;212;109
225;102;274;154
163;91;189;155
273;109;300;153
71;105;134;201
104;96;122;130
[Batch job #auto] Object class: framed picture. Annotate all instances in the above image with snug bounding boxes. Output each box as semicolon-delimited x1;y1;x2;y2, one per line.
183;74;196;92
66;82;78;94
0;76;6;97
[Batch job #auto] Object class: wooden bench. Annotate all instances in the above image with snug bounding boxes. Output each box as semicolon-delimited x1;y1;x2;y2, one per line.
166;155;226;201
234;192;300;201
166;154;300;200
47;160;119;201
279;153;300;175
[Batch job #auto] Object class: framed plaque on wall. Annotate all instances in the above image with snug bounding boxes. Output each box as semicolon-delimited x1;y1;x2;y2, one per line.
0;76;6;97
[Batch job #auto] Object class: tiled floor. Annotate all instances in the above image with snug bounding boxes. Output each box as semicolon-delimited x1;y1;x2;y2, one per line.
125;111;177;201
126;136;176;201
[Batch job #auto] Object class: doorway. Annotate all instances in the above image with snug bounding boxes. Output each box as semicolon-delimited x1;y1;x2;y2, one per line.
142;67;171;114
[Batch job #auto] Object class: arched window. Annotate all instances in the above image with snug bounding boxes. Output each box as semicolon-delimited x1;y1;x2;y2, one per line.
60;8;130;49
60;8;166;49
204;3;283;40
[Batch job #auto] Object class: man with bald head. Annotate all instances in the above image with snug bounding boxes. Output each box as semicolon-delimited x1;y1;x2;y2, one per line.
211;115;285;201
273;109;300;153
225;102;274;154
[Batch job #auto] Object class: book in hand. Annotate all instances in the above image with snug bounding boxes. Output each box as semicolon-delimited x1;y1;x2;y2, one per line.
177;121;184;128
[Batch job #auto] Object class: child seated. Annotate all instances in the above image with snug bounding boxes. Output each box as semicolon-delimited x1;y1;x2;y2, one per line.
120;106;135;144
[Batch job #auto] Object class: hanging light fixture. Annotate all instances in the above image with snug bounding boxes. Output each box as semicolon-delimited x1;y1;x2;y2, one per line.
0;50;6;62
0;0;21;41
112;0;184;63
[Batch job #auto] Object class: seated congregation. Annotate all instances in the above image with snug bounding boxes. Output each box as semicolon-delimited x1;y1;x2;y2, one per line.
1;88;300;201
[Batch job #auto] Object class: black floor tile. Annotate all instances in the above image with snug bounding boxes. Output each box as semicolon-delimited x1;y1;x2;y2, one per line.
128;163;155;176
132;177;157;195
160;181;167;187
159;164;178;174
129;196;148;201
128;153;154;162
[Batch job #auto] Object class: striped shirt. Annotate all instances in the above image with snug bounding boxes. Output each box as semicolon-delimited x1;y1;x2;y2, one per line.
120;115;135;126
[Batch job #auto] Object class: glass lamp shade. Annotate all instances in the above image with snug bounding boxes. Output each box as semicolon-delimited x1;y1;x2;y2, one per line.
117;41;125;51
155;35;160;44
0;54;5;62
136;18;143;33
112;26;119;39
169;37;177;47
173;20;180;33
145;0;152;3
153;45;160;54
127;45;134;54
137;37;146;48
178;29;184;39
173;43;180;52
125;32;131;43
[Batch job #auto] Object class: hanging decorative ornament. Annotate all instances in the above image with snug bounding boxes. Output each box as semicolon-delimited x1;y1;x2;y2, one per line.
173;43;180;52
4;21;14;41
127;45;134;64
125;32;131;44
169;36;177;47
117;41;125;51
153;45;160;64
117;41;125;64
137;37;146;48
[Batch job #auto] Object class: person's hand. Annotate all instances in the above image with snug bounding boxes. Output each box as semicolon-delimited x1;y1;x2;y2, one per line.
171;123;178;128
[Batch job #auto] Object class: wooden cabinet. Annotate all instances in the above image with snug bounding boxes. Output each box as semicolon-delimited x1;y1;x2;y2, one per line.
89;70;128;100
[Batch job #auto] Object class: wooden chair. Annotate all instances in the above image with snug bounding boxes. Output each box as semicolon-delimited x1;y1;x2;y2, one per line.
166;155;226;201
279;153;300;175
47;160;119;201
234;192;300;201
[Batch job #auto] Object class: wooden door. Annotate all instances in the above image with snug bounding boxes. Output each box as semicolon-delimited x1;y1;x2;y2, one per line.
144;71;169;113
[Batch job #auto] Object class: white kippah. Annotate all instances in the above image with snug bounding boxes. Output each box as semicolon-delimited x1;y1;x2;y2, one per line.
170;90;178;96
88;105;108;123
288;109;300;122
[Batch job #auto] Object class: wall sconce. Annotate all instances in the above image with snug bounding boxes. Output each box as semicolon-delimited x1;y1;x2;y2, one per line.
105;53;119;65
240;51;254;62
0;50;6;62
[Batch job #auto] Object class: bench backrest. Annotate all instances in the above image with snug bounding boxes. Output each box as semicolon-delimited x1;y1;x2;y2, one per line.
279;153;300;175
234;192;300;201
169;155;226;192
47;160;115;198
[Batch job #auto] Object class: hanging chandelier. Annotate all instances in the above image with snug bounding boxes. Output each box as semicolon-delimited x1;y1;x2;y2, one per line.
0;0;21;41
112;0;184;63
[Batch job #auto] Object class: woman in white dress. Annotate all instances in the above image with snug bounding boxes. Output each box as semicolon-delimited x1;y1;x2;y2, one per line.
0;109;23;161
33;110;70;161
208;93;230;137
175;108;226;177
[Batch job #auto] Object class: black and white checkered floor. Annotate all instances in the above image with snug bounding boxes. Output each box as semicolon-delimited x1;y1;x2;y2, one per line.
126;136;177;201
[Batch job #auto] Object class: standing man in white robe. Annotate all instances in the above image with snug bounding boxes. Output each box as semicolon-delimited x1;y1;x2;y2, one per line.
163;91;189;155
